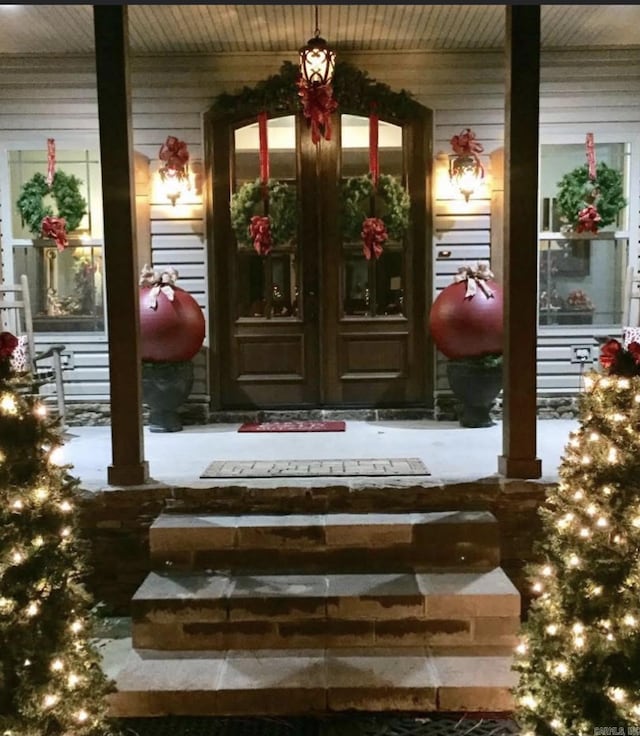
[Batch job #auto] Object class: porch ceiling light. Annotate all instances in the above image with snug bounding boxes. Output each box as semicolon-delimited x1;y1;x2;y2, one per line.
299;5;336;87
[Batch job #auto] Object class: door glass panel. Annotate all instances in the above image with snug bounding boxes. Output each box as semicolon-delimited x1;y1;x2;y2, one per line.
233;116;298;319
340;114;405;317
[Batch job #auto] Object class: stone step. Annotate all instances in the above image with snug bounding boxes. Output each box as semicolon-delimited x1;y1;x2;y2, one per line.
132;569;520;651
150;511;500;572
107;645;517;718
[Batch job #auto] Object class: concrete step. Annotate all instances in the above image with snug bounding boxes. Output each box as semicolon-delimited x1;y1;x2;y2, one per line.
150;511;500;572
132;569;520;651
107;645;517;717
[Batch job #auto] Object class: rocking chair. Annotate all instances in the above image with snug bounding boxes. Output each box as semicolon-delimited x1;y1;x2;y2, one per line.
0;274;67;422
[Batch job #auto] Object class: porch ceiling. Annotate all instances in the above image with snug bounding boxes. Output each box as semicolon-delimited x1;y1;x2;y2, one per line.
0;4;639;56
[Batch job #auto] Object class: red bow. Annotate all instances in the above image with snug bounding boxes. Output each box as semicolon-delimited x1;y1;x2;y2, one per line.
159;136;190;180
0;331;18;359
361;217;387;261
297;78;338;145
576;204;601;234
450;128;484;157
41;216;68;251
249;215;272;256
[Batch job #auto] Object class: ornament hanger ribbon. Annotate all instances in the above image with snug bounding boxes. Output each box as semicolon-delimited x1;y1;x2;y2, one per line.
586;132;596;181
369;103;379;188
139;264;178;309
258;112;270;185
453;263;495;299
46;138;56;187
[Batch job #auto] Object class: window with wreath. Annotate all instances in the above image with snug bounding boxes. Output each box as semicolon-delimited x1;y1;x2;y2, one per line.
8;148;104;332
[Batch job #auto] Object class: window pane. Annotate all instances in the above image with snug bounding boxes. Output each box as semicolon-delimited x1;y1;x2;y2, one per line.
237;252;298;319
344;255;370;316
539;237;627;327
13;243;104;332
234;116;296;185
341;114;403;177
375;250;404;316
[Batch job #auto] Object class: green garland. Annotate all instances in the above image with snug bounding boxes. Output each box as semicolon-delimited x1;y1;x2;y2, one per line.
341;173;410;243
213;60;420;122
16;170;87;237
556;161;626;231
230;178;297;247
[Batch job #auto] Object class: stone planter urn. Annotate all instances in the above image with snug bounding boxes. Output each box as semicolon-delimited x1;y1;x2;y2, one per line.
139;266;205;432
429;263;503;428
446;357;503;428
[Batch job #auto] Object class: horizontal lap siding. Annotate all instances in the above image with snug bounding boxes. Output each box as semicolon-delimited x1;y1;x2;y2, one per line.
1;49;639;403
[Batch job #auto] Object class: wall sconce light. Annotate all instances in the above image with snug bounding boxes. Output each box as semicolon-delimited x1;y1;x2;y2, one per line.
449;128;484;201
158;135;190;206
299;5;336;87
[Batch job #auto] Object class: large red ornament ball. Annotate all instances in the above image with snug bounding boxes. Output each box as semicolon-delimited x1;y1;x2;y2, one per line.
429;280;503;359
139;285;205;362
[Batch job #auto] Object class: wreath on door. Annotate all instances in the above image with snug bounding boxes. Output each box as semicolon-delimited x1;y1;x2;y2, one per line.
16;170;87;238
341;173;410;243
556;162;626;232
230;178;297;248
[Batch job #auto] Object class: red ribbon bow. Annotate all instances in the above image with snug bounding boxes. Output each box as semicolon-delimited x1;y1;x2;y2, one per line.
297;78;338;145
361;217;387;261
159;136;190;180
249;215;272;256
576;204;602;234
0;331;18;359
41;215;68;251
450;128;484;157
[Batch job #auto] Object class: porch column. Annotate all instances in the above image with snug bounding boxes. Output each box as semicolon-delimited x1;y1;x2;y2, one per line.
498;5;542;479
93;5;149;486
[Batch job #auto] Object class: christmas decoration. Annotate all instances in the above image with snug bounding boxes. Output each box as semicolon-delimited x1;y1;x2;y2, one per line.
341;173;410;245
138;265;205;363
0;331;114;735
296;76;338;145
449;128;485;201
361;217;387;261
556;161;626;234
158;135;190;206
230;178;297;250
429;263;503;359
16;170;87;250
514;338;640;734
213;61;419;125
249;215;273;257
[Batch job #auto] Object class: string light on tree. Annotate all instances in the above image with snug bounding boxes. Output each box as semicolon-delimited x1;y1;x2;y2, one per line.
0;330;113;734
514;337;640;733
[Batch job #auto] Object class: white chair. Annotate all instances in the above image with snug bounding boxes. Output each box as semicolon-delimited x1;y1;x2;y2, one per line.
0;274;67;421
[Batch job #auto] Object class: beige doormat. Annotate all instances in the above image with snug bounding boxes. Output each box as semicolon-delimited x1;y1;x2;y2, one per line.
201;458;429;478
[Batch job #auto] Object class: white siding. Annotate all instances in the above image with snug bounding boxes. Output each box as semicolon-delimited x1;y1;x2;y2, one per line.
0;49;639;402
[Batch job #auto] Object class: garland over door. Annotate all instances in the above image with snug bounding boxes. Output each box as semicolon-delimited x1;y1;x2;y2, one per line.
205;103;431;410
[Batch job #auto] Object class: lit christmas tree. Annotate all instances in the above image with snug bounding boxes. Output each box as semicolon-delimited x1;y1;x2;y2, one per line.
0;331;115;734
514;338;640;735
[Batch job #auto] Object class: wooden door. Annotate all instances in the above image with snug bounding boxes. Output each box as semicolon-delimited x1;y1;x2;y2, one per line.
205;107;431;410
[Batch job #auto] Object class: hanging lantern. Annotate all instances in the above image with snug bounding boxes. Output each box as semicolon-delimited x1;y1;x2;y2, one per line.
299;6;336;87
448;128;485;202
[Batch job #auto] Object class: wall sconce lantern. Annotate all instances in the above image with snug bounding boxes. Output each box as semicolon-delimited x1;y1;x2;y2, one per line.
299;5;336;88
159;135;190;206
449;128;484;201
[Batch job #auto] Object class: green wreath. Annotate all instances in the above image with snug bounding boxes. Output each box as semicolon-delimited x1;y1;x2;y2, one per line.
556;161;626;231
16;170;87;237
341;173;410;243
230;178;297;248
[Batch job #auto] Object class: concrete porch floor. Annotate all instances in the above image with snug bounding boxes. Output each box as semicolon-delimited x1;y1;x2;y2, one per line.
63;418;577;490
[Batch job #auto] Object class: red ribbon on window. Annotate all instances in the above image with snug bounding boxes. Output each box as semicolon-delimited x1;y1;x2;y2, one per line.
46;138;56;187
258;112;270;185
249;215;272;256
41;215;68;251
361;217;387;260
586;132;596;181
369;104;379;188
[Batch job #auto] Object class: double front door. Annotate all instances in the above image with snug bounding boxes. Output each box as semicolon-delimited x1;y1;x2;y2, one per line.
207;107;431;409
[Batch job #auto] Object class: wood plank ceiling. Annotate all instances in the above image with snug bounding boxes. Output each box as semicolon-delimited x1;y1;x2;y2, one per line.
0;4;639;56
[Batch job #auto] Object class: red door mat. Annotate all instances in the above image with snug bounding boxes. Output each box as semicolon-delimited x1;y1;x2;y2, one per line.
238;420;346;433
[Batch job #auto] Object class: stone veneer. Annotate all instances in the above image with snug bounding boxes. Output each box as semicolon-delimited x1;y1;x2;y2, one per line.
63;395;581;426
77;478;549;617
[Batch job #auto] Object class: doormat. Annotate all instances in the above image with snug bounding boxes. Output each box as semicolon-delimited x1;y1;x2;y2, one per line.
201;458;429;478
238;420;346;433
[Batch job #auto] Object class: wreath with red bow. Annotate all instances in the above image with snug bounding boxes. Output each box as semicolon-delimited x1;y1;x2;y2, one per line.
16;171;87;250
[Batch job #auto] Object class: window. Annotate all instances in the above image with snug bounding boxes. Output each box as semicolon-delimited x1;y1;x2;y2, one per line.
538;142;630;329
7;148;104;332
